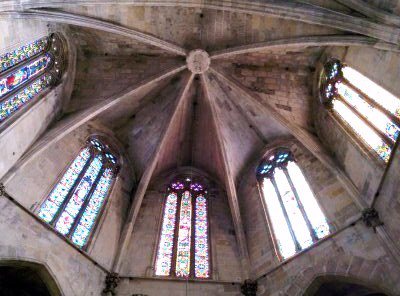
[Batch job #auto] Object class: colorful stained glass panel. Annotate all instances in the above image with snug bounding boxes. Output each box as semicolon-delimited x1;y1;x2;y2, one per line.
54;155;103;235
155;192;179;276
0;74;52;123
0;54;51;98
262;178;296;259
38;148;91;223
71;168;113;247
333;99;392;161
274;168;313;249
0;36;49;73
194;194;209;278
175;191;192;277
338;83;400;142
286;162;330;239
342;66;400;119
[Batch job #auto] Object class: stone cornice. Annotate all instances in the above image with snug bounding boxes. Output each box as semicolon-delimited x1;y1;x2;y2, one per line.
2;0;400;44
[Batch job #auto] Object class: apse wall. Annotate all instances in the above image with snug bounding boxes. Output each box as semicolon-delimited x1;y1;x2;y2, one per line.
375;142;400;253
0;123;133;295
0;19;77;181
117;170;243;295
237;139;400;295
314;46;400;205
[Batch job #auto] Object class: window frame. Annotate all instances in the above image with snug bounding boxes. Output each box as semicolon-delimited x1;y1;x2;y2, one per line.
35;136;120;250
0;33;65;129
153;177;212;280
319;58;399;164
256;147;331;261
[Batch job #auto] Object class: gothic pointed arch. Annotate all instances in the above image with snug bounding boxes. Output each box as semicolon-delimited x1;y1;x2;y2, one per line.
37;135;120;249
154;175;211;279
319;58;400;162
256;147;330;260
0;260;62;296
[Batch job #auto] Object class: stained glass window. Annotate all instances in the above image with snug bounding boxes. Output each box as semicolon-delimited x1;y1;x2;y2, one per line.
155;178;210;279
257;149;330;260
0;34;63;124
0;36;49;73
38;137;119;248
320;59;400;162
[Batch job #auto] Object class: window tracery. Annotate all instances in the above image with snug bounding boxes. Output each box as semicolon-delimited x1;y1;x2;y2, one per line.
0;34;65;124
155;178;210;279
257;149;330;260
38;137;119;248
320;59;400;162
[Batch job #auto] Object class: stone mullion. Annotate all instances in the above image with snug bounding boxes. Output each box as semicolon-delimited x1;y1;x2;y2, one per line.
335;94;393;147
190;191;196;278
83;170;117;251
66;163;106;239
270;177;302;252
282;167;318;243
0;52;53;105
342;78;400;127
50;147;95;226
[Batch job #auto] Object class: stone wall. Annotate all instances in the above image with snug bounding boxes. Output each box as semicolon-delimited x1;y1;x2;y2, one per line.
0;195;107;296
117;278;241;296
118;169;243;294
2;122;133;272
0;19;76;180
375;142;400;253
216;47;323;131
258;223;400;296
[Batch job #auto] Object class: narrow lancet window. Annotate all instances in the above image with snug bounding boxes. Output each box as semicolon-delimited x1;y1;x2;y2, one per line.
257;149;330;260
0;34;64;124
320;59;400;162
38;137;119;248
155;178;210;279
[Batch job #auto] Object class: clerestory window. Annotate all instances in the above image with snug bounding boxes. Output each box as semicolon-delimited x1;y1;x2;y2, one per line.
37;137;119;248
0;34;64;124
155;178;210;279
320;59;400;162
257;149;330;260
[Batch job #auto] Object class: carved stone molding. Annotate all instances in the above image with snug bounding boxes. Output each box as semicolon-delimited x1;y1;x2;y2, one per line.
102;272;120;296
241;279;257;296
0;183;5;196
187;49;210;74
362;208;384;231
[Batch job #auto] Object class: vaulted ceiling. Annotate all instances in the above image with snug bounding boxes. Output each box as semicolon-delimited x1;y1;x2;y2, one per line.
2;0;400;275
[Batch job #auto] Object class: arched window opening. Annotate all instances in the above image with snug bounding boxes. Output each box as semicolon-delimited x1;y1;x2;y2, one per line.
155;178;210;279
257;149;330;260
0;34;65;124
37;137;119;248
320;59;400;162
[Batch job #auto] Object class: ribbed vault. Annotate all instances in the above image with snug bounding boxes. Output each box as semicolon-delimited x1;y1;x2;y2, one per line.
1;0;400;282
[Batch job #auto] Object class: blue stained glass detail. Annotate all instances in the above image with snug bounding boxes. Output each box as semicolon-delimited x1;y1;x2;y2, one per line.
38;138;118;248
0;74;52;123
71;168;113;247
38;148;91;222
54;155;103;235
